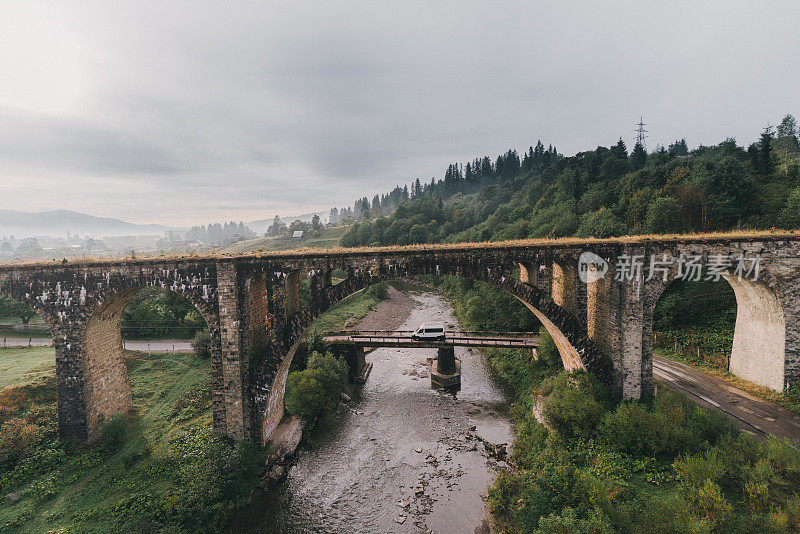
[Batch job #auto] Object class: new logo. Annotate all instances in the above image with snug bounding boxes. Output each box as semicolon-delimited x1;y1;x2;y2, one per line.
578;251;608;283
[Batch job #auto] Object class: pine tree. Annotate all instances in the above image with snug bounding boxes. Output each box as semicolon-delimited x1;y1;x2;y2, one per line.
611;137;628;159
630;142;647;169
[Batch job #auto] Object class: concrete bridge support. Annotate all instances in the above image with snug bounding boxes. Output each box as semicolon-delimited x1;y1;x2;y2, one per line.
338;344;367;381
431;346;460;388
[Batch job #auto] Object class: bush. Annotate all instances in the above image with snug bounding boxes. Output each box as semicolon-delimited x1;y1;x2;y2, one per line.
0;418;42;469
673;450;726;490
599;402;691;460
0;386;28;415
533;507;614;534
538;328;561;369
285;351;349;422
366;281;389;300
692;479;732;529
284;368;328;421
542;372;608;441
191;330;212;358
307;351;348;409
101;414;135;446
599;391;734;460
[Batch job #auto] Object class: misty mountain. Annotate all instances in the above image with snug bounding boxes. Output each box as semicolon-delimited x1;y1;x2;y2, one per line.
0;210;182;239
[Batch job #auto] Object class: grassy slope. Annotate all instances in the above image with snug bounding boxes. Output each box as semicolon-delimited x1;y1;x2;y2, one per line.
0;347;263;533
307;287;383;334
222;226;347;254
0;347;54;389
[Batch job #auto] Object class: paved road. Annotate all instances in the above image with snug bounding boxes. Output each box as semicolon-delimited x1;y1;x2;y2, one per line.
0;337;192;353
654;355;800;443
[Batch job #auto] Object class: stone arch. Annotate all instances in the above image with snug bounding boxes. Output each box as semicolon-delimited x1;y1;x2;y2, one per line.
0;263;221;444
644;267;787;392
253;257;609;444
79;284;218;441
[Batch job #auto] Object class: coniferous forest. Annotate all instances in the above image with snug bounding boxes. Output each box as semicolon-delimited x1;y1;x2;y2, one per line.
339;115;800;247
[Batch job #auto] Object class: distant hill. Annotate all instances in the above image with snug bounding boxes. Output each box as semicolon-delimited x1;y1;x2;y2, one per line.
0;210;181;239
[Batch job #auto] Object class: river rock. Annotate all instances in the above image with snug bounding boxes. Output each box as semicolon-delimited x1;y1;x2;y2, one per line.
340;392;352;403
395;514;406;524
266;415;303;464
261;464;286;487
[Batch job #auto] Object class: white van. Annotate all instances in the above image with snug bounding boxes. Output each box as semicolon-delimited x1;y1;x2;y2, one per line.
412;324;446;341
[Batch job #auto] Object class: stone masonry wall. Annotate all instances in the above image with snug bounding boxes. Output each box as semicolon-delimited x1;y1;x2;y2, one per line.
2;235;800;444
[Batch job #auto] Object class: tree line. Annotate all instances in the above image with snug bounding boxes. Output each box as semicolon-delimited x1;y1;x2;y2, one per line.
184;221;256;244
341;114;800;247
329;142;560;228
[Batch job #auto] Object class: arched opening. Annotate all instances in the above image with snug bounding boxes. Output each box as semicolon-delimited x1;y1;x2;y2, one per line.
259;266;589;443
0;295;52;349
724;274;785;390
651;274;786;391
82;287;213;441
518;260;587;372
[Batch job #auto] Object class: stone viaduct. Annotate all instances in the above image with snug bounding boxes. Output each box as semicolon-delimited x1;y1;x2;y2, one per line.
0;233;798;445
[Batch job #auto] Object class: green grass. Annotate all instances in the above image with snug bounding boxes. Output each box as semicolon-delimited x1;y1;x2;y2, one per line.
222;226;347;254
0;347;55;389
308;286;383;333
0;348;265;533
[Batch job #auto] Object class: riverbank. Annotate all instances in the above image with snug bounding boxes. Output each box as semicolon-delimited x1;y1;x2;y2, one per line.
232;286;513;533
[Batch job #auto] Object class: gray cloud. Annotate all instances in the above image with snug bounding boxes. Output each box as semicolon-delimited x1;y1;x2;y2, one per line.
1;0;799;225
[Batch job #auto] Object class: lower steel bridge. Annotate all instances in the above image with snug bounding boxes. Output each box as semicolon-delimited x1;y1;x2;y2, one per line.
321;330;540;349
321;330;540;387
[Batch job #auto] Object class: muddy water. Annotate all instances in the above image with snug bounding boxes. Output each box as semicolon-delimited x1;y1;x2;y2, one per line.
234;291;512;533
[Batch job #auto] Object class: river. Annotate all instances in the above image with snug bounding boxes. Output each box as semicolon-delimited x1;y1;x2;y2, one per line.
233;290;513;533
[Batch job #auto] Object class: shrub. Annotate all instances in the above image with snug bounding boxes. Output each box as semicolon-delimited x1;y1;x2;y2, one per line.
763;437;800;485
692;479;731;529
0;386;28;415
533;507;614;534
306;351;348;410
366;281;389;300
538;328;562;369
673;450;726;490
0;418;42;469
543;372;608;441
511;415;548;469
599;402;691;459
285;351;349;422
101;414;135;446
284;369;327;421
191;330;212;358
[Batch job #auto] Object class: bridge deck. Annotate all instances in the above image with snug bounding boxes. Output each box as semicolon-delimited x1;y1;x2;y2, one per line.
1;230;796;269
321;330;539;349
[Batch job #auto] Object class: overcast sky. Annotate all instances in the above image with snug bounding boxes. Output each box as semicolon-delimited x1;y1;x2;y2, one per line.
1;1;798;226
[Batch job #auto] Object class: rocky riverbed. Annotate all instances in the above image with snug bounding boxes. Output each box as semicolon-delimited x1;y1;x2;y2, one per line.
231;286;512;533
